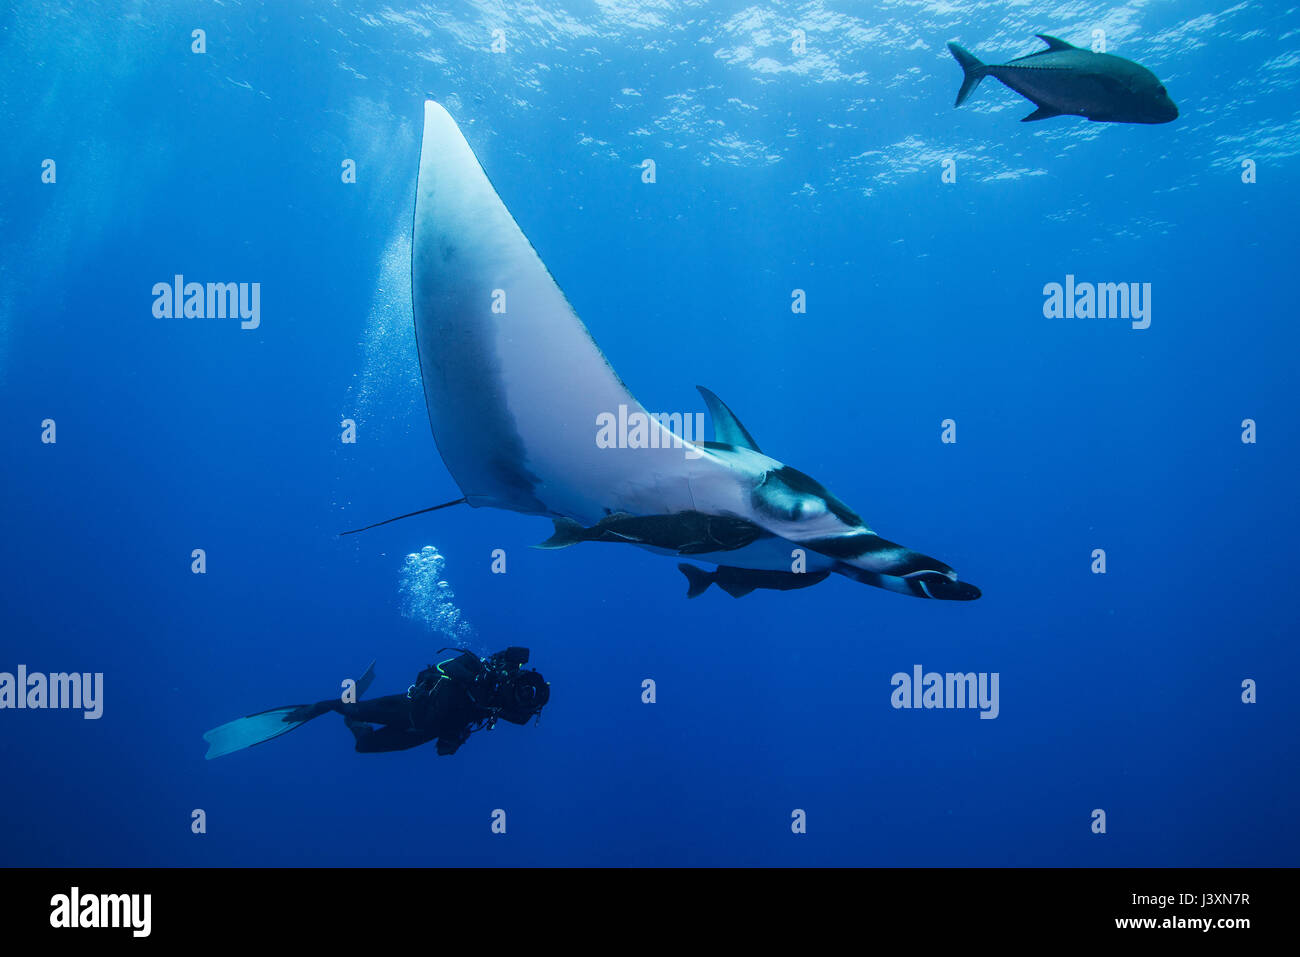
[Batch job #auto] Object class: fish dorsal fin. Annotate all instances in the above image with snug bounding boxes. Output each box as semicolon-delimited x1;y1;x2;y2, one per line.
1036;34;1075;52
696;386;761;452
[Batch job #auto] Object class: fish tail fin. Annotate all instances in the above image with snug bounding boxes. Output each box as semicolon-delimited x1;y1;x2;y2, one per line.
947;42;986;107
534;517;587;549
678;563;713;599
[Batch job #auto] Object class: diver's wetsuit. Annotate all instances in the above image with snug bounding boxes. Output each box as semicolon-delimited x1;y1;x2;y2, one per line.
294;650;527;755
332;692;470;755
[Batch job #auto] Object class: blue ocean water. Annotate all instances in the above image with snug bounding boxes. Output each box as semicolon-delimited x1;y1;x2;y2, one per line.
1;0;1296;867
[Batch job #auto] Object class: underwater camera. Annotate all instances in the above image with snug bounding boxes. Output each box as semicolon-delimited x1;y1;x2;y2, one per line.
499;669;550;723
482;647;550;724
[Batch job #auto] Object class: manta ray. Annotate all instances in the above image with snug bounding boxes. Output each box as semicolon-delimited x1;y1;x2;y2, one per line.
395;100;980;601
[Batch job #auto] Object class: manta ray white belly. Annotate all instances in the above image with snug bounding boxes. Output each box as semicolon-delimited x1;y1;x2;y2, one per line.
413;100;736;524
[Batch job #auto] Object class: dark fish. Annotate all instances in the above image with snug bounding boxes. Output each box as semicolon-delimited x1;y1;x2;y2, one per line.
536;511;768;555
948;34;1178;124
677;563;831;599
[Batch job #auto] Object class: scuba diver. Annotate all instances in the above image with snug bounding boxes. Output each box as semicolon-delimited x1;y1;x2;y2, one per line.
202;647;549;759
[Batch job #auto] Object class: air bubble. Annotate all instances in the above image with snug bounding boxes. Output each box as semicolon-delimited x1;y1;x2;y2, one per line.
398;544;472;643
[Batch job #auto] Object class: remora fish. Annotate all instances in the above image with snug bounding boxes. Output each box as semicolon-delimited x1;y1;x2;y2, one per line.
947;34;1178;124
537;511;769;555
677;563;832;600
407;100;980;601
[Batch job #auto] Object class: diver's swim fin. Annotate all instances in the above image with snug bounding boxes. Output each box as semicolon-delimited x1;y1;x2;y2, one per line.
203;661;378;759
356;660;376;698
202;706;315;760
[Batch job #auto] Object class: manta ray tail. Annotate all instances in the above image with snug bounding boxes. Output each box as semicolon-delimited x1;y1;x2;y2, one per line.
535;518;587;550
339;498;467;537
678;563;714;598
947;42;987;107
